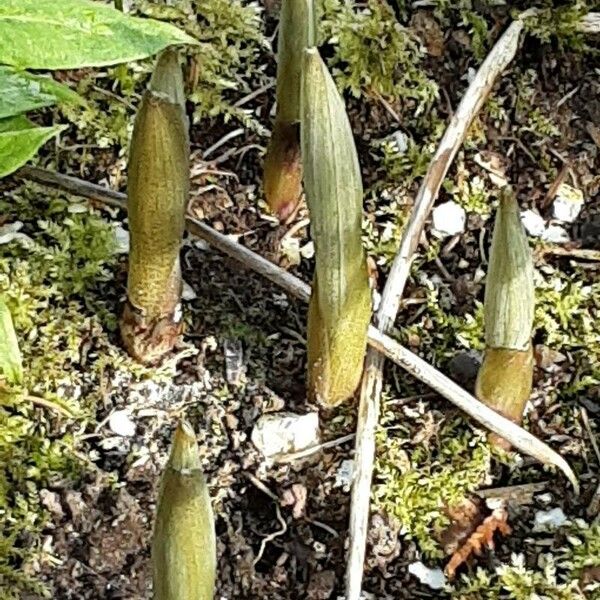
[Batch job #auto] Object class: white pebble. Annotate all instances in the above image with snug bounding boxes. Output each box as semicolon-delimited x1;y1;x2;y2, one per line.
251;412;320;460
553;183;584;223
542;225;570;244
113;224;130;254
520;210;546;238
182;280;197;301
432;201;466;237
408;562;447;590
534;507;567;530
334;459;355;491
108;410;136;437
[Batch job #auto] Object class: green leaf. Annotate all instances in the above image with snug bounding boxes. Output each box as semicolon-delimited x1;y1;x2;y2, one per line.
0;117;66;178
0;0;198;70
0;297;23;385
0;67;82;119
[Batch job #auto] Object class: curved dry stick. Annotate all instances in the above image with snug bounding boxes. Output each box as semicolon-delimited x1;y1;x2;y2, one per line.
17;165;577;477
345;16;529;600
367;327;578;492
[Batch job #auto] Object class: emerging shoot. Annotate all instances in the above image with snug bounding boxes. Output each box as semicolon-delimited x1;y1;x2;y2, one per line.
120;49;190;364
301;48;371;406
476;187;535;449
263;0;316;220
152;421;216;600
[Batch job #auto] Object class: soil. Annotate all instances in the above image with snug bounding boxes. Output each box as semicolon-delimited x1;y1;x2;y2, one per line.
6;2;600;599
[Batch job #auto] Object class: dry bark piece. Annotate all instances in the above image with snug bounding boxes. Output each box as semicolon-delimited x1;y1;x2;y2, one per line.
263;0;315;219
445;506;511;578
301;48;371;406
121;48;189;365
439;496;485;556
152;421;216;600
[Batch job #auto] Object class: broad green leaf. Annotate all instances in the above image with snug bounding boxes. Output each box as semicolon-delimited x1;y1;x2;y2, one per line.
0;114;33;132
0;67;82;119
0;298;23;385
301;48;371;406
0;0;198;70
0;117;66;177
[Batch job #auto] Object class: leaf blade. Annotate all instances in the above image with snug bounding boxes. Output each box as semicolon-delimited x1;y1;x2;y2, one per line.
0;298;23;385
0;67;83;119
0;119;65;178
0;0;198;70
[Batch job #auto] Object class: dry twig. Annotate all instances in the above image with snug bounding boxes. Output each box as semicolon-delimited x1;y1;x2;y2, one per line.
15;166;579;490
345;16;530;599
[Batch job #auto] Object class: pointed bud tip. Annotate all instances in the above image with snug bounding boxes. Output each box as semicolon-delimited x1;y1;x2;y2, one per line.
149;48;186;109
484;186;534;350
168;420;201;472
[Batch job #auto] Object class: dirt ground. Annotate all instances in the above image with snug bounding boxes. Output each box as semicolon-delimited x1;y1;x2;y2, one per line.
2;1;600;599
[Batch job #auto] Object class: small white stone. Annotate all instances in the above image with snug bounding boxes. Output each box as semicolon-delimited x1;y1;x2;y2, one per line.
182;280;197;301
67;203;88;214
408;562;447;590
432;201;466;237
390;130;409;154
251;412;320;459
542;225;570;244
108;410;136;437
521;210;545;238
300;241;315;259
113;224;130;254
0;221;33;246
553;183;584;223
534;507;567;530
334;459;354;491
280;236;301;266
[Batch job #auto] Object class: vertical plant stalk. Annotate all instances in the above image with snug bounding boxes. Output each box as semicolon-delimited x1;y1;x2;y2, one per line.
302;48;371;406
152;421;216;600
263;0;315;220
476;187;534;449
120;49;189;364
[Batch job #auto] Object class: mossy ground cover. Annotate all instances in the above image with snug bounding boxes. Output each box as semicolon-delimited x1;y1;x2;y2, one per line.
1;0;599;598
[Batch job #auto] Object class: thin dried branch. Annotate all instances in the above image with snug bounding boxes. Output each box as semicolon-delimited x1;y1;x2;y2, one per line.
16;166;579;491
345;16;529;600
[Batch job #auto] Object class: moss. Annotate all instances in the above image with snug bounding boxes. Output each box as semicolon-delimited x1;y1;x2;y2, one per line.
450;522;600;599
522;2;589;50
445;162;493;217
0;185;159;597
139;0;267;133
319;0;438;106
373;416;492;559
534;264;599;398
